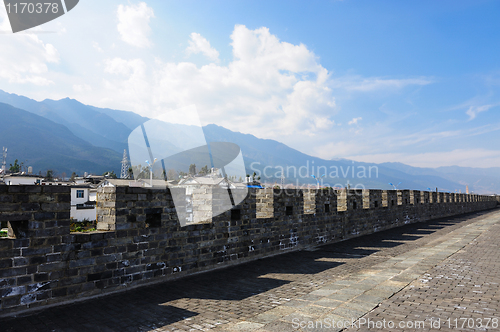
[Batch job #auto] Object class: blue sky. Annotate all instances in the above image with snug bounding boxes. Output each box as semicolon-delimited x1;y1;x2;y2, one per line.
1;0;499;168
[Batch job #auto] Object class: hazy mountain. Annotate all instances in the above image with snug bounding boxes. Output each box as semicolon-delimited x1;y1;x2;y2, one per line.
381;162;500;194
0;90;131;153
202;124;467;191
41;98;131;150
0;103;121;176
380;162;442;177
0;89;497;193
87;105;149;130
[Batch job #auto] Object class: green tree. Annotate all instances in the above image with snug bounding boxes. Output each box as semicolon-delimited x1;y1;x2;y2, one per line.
189;164;196;176
199;165;209;175
45;170;54;181
103;171;117;179
9;159;20;173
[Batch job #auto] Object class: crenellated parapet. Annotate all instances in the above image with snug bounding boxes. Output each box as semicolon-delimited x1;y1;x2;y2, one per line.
0;185;497;316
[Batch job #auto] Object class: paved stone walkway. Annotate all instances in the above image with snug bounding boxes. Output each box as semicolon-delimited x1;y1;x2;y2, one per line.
347;212;500;332
1;209;499;332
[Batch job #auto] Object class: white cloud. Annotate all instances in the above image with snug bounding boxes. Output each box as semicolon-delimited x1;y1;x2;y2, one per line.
186;33;220;62
0;7;59;86
102;57;149;112
99;25;336;138
117;2;154;48
466;104;493;120
348;117;362;125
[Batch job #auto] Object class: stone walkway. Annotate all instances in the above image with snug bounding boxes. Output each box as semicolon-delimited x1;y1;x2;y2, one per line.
1;209;499;332
347;213;500;332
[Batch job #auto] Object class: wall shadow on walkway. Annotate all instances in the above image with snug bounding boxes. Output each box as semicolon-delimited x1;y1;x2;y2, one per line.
314;213;480;262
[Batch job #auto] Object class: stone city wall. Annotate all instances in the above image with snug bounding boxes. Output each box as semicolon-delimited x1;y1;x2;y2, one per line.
0;184;497;316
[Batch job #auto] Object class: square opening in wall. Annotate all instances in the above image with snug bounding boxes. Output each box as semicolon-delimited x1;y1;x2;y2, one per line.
324;204;330;213
352;201;357;210
231;209;241;221
374;201;378;208
8;220;29;239
285;206;293;216
145;213;161;228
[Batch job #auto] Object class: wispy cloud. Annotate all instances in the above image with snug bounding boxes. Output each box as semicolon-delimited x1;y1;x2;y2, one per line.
186;33;220;62
92;41;104;53
308;118;500;167
332;76;433;92
466;104;494;120
348;117;362;125
346;149;500;168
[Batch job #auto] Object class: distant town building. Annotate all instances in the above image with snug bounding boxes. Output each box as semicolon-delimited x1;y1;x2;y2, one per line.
3;174;44;185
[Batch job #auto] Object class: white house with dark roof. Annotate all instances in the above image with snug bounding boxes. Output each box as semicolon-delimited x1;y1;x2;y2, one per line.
70;184;97;221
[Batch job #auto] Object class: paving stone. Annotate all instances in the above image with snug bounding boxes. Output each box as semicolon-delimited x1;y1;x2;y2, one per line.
308;289;337;297
331;306;366;320
219;321;264;332
296;305;332;318
314;298;345;309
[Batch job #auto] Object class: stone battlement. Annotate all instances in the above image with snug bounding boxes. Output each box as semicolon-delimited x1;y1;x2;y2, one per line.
0;184;497;316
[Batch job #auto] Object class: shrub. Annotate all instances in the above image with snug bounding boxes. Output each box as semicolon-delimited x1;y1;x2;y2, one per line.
70;219;96;233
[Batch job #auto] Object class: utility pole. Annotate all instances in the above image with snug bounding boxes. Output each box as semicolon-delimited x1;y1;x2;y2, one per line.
1;147;7;183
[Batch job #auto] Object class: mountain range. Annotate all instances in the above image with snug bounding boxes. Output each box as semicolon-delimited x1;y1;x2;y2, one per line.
0;89;498;194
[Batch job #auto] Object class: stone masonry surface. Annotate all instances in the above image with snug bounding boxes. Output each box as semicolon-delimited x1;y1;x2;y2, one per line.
0;208;498;331
0;184;497;317
347;210;500;332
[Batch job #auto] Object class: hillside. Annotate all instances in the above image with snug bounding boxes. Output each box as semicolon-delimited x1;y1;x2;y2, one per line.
203;124;465;192
0;90;139;153
0;103;121;176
